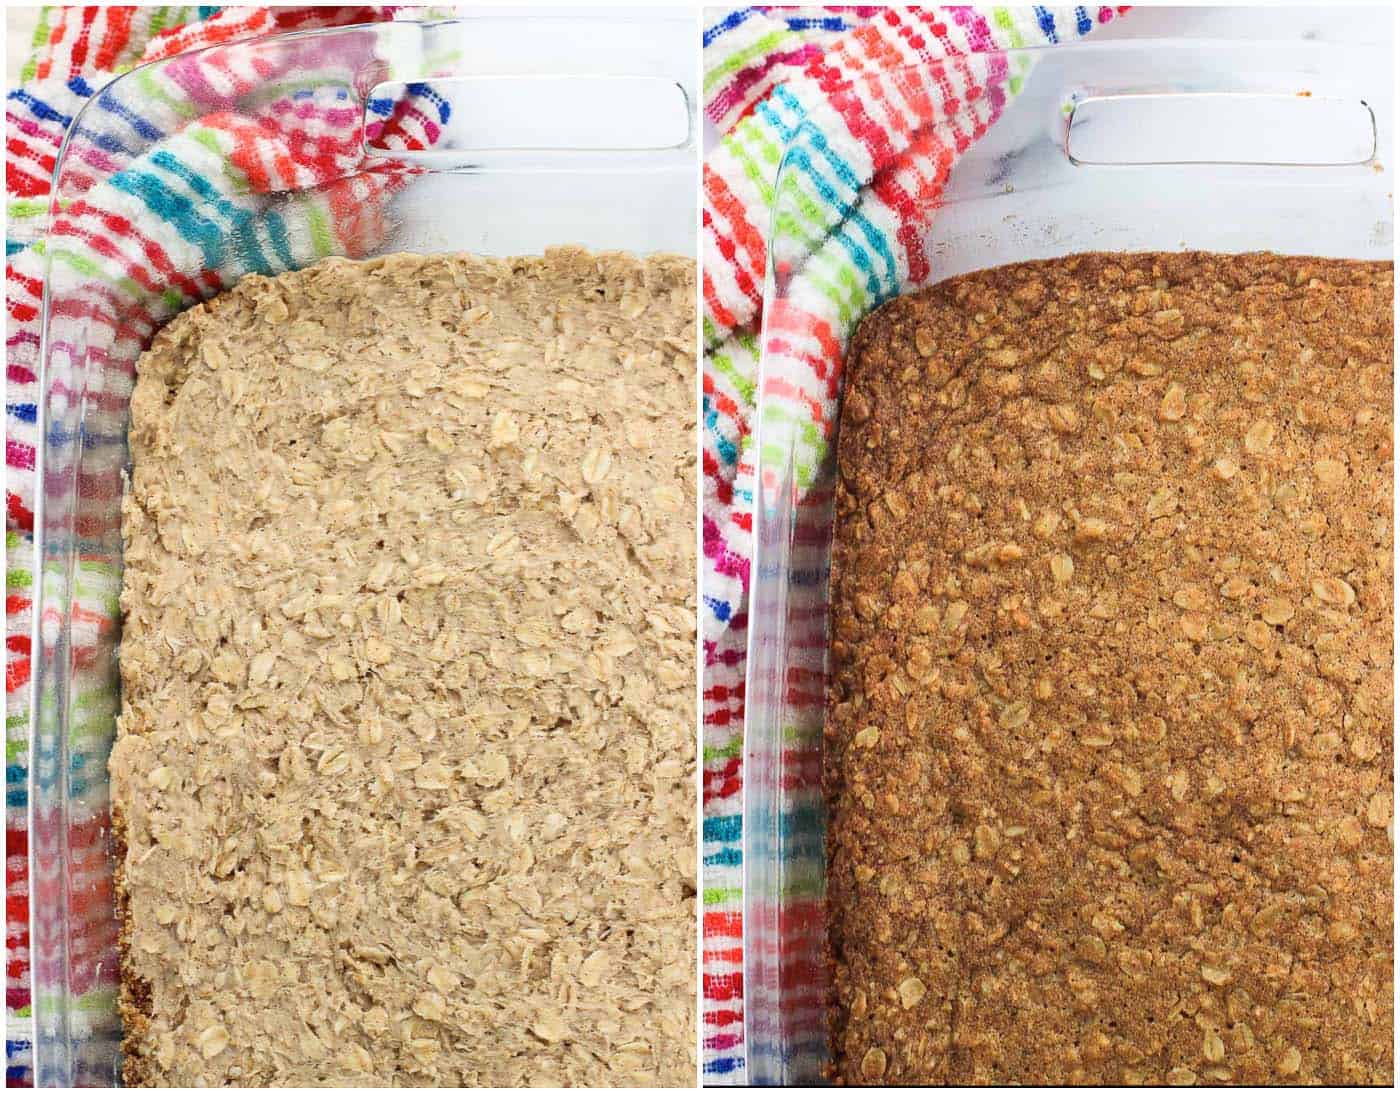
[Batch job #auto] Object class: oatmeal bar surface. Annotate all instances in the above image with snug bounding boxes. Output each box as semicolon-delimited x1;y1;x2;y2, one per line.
111;248;696;1086
826;252;1393;1085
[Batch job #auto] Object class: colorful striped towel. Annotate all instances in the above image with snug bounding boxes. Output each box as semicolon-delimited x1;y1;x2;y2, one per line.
700;6;1128;1083
5;7;448;1085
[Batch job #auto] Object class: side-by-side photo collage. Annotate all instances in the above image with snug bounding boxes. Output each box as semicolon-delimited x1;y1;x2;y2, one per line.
4;3;1394;1089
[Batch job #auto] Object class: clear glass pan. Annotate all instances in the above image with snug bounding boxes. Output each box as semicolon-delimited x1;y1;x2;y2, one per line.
743;39;1392;1086
29;14;695;1086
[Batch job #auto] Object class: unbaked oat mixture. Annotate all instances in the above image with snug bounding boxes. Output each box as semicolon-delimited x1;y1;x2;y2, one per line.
111;248;696;1086
826;253;1392;1085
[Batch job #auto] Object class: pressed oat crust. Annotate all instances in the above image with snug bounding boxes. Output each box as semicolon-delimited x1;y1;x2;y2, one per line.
111;248;696;1086
826;253;1393;1085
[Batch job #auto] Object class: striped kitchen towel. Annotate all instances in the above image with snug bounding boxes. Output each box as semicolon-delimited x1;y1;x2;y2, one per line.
5;8;448;1085
700;6;1128;1083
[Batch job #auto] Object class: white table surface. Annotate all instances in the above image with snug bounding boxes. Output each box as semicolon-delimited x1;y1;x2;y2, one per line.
8;5;1393;91
1096;4;1391;44
696;4;1393;150
6;6;1394;165
8;5;1393;92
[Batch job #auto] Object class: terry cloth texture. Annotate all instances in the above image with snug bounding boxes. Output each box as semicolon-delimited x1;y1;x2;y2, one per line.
699;5;1128;1083
5;7;448;1085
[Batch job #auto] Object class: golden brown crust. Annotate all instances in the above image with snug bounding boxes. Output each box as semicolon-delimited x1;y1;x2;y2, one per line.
826;252;1393;1085
113;248;697;1086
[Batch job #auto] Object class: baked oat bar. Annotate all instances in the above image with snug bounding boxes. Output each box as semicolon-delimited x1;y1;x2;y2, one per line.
826;252;1393;1085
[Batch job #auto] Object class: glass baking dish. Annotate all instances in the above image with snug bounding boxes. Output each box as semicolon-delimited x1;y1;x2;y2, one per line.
27;14;696;1087
743;40;1392;1085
